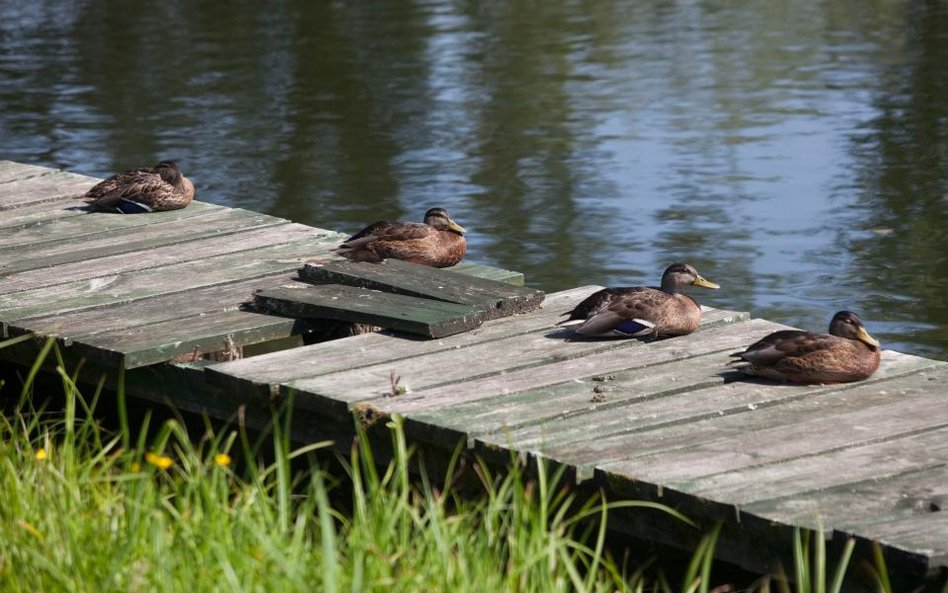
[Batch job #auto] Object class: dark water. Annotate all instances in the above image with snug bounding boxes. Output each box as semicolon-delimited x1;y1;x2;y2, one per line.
1;0;946;358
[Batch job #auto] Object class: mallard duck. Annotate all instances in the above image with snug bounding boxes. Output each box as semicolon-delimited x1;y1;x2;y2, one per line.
333;207;467;268
83;160;195;213
728;310;881;383
558;263;720;338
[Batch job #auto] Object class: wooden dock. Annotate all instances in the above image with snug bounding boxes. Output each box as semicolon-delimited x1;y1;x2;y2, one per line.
2;161;947;587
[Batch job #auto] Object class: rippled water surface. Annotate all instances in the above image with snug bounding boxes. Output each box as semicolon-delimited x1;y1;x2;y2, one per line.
1;0;946;357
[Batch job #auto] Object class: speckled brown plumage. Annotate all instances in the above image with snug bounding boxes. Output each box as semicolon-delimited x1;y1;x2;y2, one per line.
729;310;881;383
84;160;195;213
333;207;466;268
558;263;720;339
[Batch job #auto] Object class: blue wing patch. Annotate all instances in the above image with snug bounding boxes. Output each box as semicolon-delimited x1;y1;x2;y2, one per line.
115;199;154;214
613;319;653;337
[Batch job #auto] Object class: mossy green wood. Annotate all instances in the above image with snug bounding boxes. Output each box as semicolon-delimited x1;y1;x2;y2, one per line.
0;224;334;296
204;286;598;403
0;235;340;324
71;309;317;369
275;306;750;420
449;262;525;286
0;200;224;251
6;273;295;338
12;263;524;341
254;283;484;338
299;259;544;319
0;207;290;276
8;261;528;369
0;337;230;414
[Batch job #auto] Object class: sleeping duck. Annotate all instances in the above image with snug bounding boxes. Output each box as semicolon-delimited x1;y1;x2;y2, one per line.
84;160;195;213
728;310;881;383
333;207;466;268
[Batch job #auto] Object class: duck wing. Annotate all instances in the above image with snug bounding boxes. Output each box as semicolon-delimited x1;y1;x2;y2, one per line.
730;330;840;367
84;170;172;210
340;221;433;249
561;287;666;336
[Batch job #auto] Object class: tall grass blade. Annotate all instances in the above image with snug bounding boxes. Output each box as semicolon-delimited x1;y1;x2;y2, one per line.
116;363;129;450
314;470;339;593
828;538;855;593
815;526;825;593
18;336;55;405
700;523;723;593
871;542;892;593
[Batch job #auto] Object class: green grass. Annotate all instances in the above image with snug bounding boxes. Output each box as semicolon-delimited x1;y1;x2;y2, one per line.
0;337;693;592
0;337;939;593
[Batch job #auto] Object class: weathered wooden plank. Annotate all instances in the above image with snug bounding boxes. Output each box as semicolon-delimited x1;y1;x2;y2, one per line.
402;341;764;451
0;207;289;276
0;337;241;421
477;349;940;462
0;223;333;295
299;259;545;319
6;273;296;339
449;262;524;286
255;284;484;338
0;169;102;210
741;464;948;533
669;424;948;506
0;195;91;229
0;161;55;183
386;317;775;447
283;306;750;419
9;261;523;341
537;352;944;471
205;286;598;396
70;308;313;369
0;234;339;323
592;366;948;486
0;200;224;251
204;289;747;412
845;513;948;568
285;330;640;413
450;263;524;285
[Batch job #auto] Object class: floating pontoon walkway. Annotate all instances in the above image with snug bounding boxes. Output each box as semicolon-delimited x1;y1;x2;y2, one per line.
1;161;946;587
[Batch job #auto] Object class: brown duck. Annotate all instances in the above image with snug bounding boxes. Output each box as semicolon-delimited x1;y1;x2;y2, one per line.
558;263;720;338
83;160;195;213
333;207;467;268
728;310;881;383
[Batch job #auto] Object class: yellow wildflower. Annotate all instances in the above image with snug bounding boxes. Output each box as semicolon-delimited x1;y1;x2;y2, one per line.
214;453;232;467
35;448;48;461
145;452;174;469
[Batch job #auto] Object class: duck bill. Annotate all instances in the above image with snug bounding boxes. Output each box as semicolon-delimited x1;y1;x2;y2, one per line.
857;326;881;348
693;275;720;290
446;219;466;233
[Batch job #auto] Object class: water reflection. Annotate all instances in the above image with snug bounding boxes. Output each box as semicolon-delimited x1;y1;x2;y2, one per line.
0;0;945;358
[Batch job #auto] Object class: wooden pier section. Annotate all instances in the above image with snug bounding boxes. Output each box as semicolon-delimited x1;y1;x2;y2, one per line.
2;161;947;587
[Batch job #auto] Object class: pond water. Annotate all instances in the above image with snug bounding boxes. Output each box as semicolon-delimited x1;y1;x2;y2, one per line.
1;0;946;358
